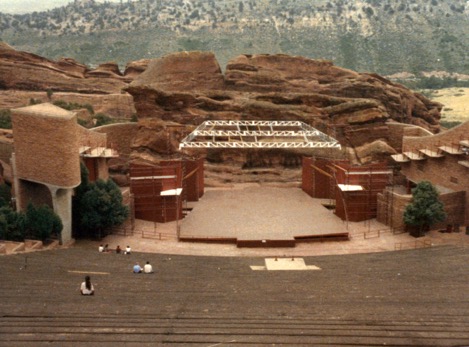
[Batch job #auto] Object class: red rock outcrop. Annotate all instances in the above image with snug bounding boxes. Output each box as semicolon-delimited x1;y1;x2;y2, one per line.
123;59;151;80
0;43;142;118
126;52;442;170
0;42;129;94
225;55;441;132
0;45;444;183
85;62;129;82
133;51;224;91
0;91;136;119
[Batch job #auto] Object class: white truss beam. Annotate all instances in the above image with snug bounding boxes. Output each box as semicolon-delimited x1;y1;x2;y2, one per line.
193;130;323;136
179;120;341;149
181;142;340;148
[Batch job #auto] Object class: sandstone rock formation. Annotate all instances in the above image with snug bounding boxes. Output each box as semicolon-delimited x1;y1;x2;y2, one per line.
0;90;136;119
126;52;442;172
0;45;444;184
123;59;151;79
354;140;398;164
84;62;130;82
0;43;141;118
0;42;129;94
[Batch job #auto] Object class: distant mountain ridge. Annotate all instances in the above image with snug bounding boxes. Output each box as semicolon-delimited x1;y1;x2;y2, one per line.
0;0;468;74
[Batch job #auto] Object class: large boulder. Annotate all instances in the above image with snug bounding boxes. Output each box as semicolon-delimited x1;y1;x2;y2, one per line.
132;51;224;91
355;140;398;164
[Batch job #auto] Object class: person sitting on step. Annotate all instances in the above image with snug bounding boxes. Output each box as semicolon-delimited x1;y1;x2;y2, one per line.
80;276;95;295
144;261;154;274
133;262;143;273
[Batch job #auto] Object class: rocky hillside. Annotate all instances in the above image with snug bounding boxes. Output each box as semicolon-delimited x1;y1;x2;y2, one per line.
1;0;468;75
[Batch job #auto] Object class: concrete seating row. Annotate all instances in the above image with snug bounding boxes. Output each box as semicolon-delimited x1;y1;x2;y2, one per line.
1;245;469;345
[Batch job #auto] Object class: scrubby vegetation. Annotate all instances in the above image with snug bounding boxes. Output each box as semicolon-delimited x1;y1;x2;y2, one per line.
440;120;462;129
1;0;469;74
93;113;115;127
53;100;94;114
397;76;469;90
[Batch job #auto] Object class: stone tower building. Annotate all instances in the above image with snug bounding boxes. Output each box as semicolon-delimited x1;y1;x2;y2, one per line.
11;103;118;244
11;103;81;244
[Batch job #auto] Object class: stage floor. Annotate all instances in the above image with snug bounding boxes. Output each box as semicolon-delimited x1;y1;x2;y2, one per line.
180;186;348;241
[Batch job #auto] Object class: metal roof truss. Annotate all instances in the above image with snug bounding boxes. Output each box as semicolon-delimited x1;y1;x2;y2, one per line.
179;120;341;149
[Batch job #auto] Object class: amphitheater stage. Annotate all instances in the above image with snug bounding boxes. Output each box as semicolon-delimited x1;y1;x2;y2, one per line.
179;186;349;247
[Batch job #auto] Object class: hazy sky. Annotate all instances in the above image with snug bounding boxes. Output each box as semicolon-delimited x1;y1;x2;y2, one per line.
0;0;123;14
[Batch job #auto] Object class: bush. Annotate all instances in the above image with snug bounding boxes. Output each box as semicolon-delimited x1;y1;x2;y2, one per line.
0;110;12;129
93;113;114;127
77;118;91;128
440;120;462;129
23;203;63;241
29;98;42;105
0;206;24;241
0;183;12;207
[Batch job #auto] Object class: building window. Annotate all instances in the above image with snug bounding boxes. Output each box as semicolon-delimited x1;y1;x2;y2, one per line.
450;176;459;184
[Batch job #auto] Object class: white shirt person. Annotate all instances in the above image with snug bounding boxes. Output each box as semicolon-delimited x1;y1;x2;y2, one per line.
80;276;95;295
144;261;154;274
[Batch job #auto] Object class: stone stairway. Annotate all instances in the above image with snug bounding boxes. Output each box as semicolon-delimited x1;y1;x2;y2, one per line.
1;246;469;345
1;314;469;345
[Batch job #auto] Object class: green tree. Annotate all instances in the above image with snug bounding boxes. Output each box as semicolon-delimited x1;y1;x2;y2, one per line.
403;181;446;236
72;163;90;237
23;203;63;241
73;163;128;238
78;179;129;238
